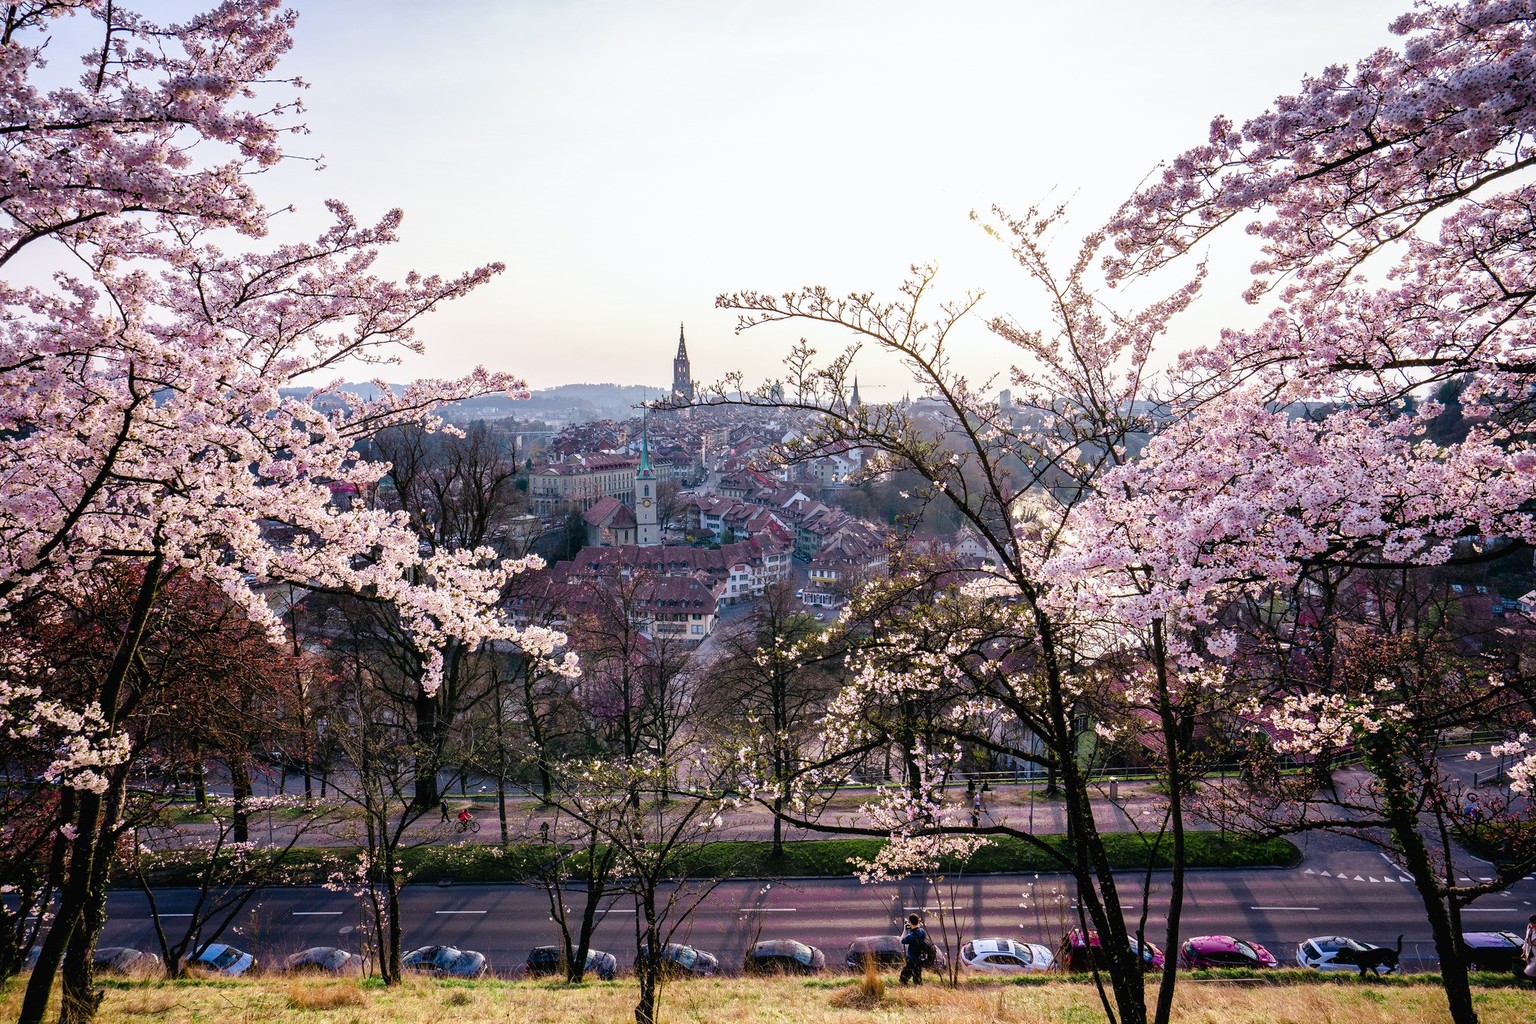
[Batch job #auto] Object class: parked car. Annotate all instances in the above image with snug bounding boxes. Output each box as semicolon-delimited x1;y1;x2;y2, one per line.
635;942;719;977
186;943;256;977
1179;935;1278;970
844;935;947;972
959;937;1054;973
402;945;488;978
1055;929;1164;973
1296;935;1397;974
1460;932;1525;974
284;947;355;974
92;947;161;974
525;945;617;980
743;940;826;975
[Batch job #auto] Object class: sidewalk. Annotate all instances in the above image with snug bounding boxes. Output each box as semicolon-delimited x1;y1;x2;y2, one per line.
143;779;1176;850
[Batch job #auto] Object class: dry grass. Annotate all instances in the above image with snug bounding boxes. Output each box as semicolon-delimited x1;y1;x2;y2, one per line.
830;957;886;1009
5;973;1533;1024
283;979;366;1011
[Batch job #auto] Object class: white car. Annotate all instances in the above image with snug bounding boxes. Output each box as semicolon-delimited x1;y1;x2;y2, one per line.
1296;935;1396;974
959;937;1054;973
187;943;255;976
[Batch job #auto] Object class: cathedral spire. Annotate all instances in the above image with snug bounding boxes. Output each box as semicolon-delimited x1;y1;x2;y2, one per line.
672;323;694;404
851;376;862;408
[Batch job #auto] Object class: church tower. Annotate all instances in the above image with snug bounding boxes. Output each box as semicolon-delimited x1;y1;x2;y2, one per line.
635;413;659;547
672;323;694;404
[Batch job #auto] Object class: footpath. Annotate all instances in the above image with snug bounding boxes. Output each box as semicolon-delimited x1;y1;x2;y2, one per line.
141;778;1180;851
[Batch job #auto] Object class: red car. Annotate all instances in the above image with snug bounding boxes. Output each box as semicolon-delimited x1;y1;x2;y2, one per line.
1179;935;1278;970
1056;929;1166;972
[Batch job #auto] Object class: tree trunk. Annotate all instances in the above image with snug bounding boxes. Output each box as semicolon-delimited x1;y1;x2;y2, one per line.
18;557;162;1024
192;746;207;809
230;757;251;844
1148;622;1186;1024
385;876;404;985
1374;744;1480;1024
1063;756;1147;1024
634;893;662;1024
60;765;128;1024
412;685;441;810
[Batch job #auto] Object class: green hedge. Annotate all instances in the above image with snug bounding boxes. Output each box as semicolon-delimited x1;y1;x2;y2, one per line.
128;831;1297;887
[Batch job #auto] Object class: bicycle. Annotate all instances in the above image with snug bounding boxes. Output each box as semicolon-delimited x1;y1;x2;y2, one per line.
455;816;480;834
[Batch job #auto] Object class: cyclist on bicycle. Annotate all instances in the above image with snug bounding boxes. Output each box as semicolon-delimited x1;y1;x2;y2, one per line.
457;808;473;827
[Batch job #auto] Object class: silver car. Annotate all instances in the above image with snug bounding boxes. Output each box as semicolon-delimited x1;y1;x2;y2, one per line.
187;943;255;976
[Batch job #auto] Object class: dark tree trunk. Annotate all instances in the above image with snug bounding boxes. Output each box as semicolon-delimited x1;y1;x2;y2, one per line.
230;757;251;844
385;876;404;984
634;893;662;1024
1374;744;1480;1024
1150;622;1186;1024
18;557;161;1024
412;685;441;810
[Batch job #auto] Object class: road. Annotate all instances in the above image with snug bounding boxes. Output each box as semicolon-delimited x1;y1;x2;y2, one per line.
96;839;1536;976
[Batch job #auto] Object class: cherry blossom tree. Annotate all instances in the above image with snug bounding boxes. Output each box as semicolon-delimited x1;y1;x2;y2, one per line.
1095;4;1536;1021
0;4;568;1022
703;206;1207;1024
368;422;529;810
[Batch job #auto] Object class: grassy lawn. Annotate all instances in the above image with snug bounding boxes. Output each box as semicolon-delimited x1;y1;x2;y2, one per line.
129;832;1298;886
9;972;1534;1024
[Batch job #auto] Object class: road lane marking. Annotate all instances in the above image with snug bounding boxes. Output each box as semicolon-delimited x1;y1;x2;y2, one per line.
1249;906;1317;911
434;910;487;915
157;914;194;917
293;912;343;916
739;908;796;913
1460;908;1507;913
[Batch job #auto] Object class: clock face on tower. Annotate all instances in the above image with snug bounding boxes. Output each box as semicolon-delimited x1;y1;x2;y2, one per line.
642;498;652;508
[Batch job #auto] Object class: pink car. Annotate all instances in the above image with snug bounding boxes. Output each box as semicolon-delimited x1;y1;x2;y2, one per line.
1178;934;1278;970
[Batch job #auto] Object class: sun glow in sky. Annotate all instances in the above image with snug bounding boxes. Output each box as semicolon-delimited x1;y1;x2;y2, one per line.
247;0;1409;392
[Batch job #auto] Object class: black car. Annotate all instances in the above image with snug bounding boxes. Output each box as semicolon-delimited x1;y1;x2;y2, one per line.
93;947;161;974
844;935;947;972
1460;931;1524;974
525;945;617;981
402;945;487;978
634;942;719;977
743;939;826;975
285;947;355;974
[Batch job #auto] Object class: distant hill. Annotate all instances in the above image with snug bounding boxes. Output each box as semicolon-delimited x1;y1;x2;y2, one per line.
280;381;666;421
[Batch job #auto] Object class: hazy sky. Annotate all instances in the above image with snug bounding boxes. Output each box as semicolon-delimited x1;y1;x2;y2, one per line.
240;0;1410;392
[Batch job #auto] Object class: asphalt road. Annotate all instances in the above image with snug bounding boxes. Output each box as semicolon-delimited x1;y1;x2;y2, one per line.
96;844;1536;977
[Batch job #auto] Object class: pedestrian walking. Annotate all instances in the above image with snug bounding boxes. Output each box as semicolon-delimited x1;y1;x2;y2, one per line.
899;913;930;986
439;798;450;822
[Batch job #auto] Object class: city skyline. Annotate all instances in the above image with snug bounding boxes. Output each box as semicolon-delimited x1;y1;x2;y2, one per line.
243;0;1407;392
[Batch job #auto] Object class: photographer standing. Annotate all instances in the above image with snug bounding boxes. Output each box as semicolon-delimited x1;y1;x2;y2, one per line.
900;913;930;985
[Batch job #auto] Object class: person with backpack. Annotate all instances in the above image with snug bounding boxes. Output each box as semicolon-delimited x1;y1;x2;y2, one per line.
900;913;932;985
